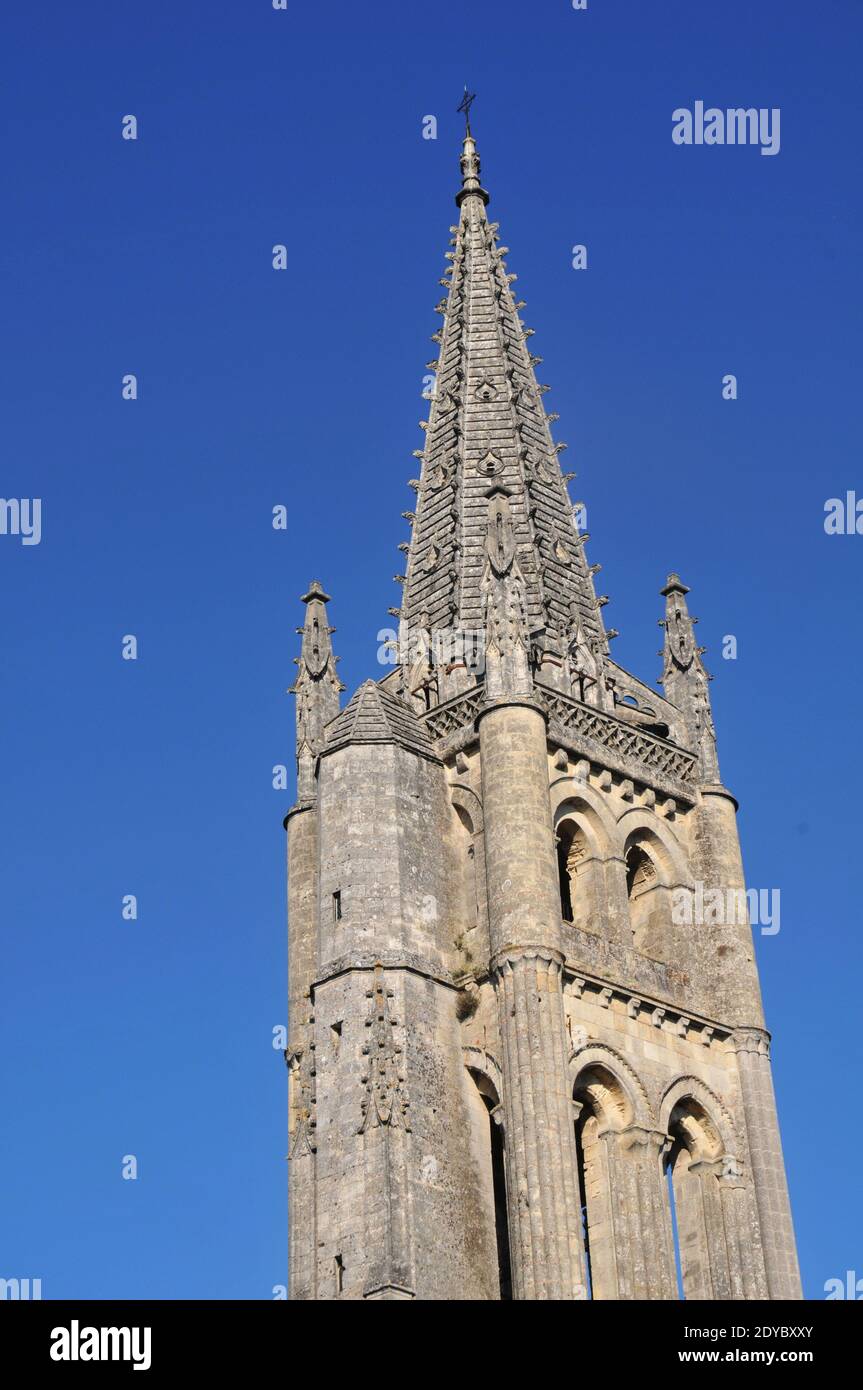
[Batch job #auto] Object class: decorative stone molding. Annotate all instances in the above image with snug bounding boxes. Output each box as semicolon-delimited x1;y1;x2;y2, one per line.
283;798;317;828
363;1283;415;1301
570;1040;653;1127
449;780;484;834
563;969;730;1048
462;1044;504;1102
658;1074;739;1147
313;952;456;993
550;775;620;852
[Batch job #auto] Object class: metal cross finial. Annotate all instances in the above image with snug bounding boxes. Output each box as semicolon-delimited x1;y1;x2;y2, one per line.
457;87;476;136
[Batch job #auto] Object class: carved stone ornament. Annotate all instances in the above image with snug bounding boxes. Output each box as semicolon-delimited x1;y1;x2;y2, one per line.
359;964;411;1133
486;491;516;576
477;449;504;479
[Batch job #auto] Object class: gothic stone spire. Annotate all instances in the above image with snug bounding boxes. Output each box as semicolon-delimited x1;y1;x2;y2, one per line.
289;580;344;800
398;119;607;703
659;572;719;782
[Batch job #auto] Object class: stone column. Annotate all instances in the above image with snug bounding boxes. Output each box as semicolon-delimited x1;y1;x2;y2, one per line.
690;785;801;1300
286;802;319;1300
732;1029;802;1299
286;1003;317;1300
685;1157;733;1299
670;1151;768;1301
716;1156;768;1300
480;698;586;1299
691;785;767;1024
602;1126;677;1299
286;803;318;1045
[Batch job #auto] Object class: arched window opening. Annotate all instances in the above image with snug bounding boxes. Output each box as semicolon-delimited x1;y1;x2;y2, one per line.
483;1094;512;1301
467;1069;512;1301
572;1065;632;1299
557;819;589;926
557;822;575;922
664;1098;725;1301
665;1141;686;1299
454;805;478;936
625;843;655;901
574;1108;594;1298
624;835;673;959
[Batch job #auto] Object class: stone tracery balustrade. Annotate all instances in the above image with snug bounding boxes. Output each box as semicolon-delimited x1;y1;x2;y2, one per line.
536;685;697;786
421;685;485;743
420;679;697;797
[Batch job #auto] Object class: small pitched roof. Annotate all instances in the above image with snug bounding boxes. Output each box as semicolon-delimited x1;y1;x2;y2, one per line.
324;680;436;759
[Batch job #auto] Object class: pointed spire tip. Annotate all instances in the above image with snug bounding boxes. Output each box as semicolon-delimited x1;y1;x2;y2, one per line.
455;88;489;208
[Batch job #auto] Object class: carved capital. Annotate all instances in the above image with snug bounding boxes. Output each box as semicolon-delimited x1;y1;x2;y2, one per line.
491;943;566;977
689;1153;746;1189
729;1026;771;1058
600;1124;671;1157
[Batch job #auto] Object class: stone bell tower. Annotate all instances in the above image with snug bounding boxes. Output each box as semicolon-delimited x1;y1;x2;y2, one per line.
284;112;801;1301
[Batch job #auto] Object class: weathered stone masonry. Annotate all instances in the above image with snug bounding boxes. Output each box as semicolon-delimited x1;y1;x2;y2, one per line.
284;121;801;1300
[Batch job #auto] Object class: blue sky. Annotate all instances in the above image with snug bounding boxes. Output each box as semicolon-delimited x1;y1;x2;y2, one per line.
2;0;860;1298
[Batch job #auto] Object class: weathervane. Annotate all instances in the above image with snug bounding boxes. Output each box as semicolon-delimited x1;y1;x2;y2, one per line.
457;87;476;136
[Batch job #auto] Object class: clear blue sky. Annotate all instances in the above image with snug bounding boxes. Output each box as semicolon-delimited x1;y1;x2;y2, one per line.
2;0;860;1299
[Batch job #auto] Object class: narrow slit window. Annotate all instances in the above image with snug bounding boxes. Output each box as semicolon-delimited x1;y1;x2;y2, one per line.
332;890;342;922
